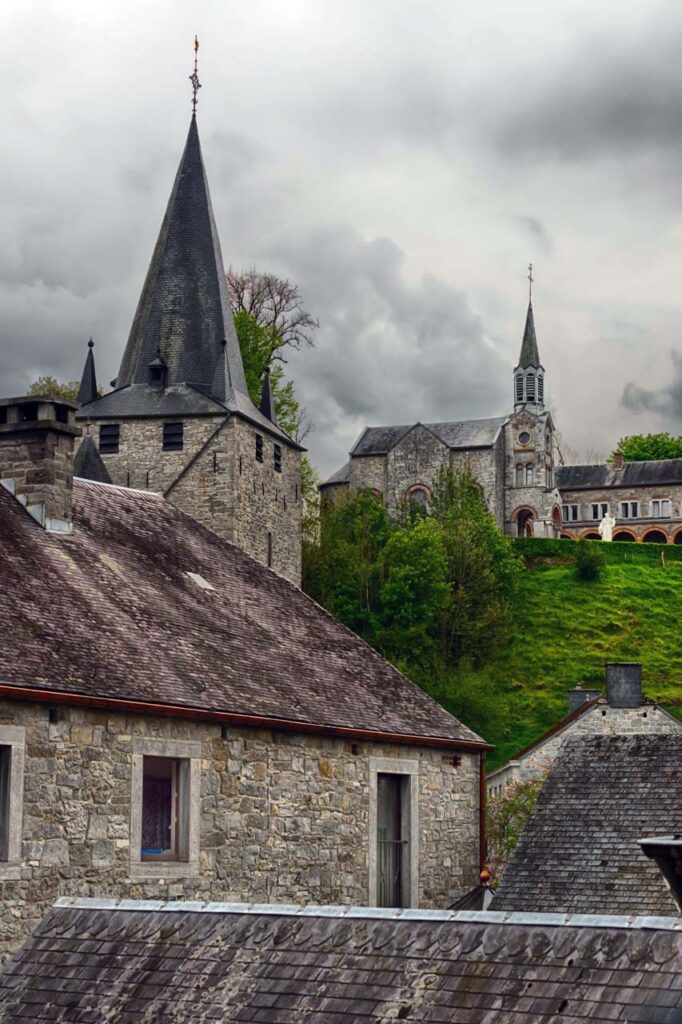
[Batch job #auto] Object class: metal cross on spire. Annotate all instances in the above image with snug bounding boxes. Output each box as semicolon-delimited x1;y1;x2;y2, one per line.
528;262;534;302
190;35;201;116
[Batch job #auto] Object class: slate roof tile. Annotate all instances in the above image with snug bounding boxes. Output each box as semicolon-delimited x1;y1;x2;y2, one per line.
0;478;481;745
492;735;682;916
556;458;682;490
1;901;682;1022
347;417;507;458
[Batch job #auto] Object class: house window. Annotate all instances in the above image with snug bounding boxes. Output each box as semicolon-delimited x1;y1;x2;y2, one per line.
99;424;120;454
562;504;579;522
274;444;282;473
525;465;534;486
651;499;671;518
162;422;184;452
620;501;639;519
130;738;200;878
591;503;609;520
369;757;418;909
515;465;524;487
0;727;25;878
256;434;264;463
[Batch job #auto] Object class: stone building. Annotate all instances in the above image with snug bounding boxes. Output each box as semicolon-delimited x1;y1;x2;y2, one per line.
322;300;562;537
74;109;303;585
0;394;487;957
487;663;682;798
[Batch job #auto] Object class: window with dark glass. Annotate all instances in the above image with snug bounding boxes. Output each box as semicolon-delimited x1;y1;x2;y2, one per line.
562;504;579;522
256;434;264;463
515;465;524;487
377;773;409;908
0;747;11;861
162;422;184;451
99;423;120;454
267;531;273;568
408;486;429;509
591;503;609;520
274;444;282;473
141;756;189;861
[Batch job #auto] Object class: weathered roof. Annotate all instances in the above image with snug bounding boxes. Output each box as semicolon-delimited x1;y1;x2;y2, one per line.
2;898;682;1022
557;458;682;490
492;735;682;915
0;479;479;745
320;460;351;487
350;416;507;456
517;300;541;367
76;340;97;405
73;435;112;484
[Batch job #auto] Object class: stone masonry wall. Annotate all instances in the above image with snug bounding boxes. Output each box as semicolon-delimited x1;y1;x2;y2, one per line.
1;429;76;522
504;410;557;534
386;426;450;513
558;483;682;542
348;455;388;498
450;446;503;526
487;703;682;797
0;700;480;959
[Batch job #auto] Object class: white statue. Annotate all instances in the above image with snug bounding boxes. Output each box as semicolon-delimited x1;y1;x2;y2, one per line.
599;512;616;542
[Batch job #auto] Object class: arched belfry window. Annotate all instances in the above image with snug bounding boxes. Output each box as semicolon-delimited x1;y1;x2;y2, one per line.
526;372;536;403
515;465;524;487
526;464;535;485
515;374;524;403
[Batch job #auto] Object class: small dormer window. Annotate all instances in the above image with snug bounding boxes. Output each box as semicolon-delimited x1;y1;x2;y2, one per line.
148;351;167;387
163;422;183;451
256;434;264;463
274;444;282;473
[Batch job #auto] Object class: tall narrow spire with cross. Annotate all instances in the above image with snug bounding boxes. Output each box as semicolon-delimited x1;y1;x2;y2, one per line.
528;262;534;303
514;263;544;409
190;35;201;117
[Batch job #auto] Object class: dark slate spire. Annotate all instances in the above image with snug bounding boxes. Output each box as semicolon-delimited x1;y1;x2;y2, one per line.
114;115;248;400
259;368;278;426
518;301;540;368
77;340;98;405
73;434;112;484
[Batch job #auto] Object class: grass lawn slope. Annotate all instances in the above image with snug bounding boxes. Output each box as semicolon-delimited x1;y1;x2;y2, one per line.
490;539;682;768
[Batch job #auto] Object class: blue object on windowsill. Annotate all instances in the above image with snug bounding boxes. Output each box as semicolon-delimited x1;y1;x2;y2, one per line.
142;849;163;855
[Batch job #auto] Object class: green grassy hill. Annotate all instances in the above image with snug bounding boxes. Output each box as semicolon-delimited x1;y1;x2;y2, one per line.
489;539;682;768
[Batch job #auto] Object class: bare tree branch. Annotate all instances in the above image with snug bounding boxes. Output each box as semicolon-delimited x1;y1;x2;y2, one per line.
227;266;319;359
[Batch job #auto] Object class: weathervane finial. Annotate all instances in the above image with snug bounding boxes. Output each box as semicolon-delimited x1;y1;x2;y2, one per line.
190;35;201;117
528;262;534;302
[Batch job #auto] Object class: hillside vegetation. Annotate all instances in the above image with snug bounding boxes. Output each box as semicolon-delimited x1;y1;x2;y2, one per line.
496;539;682;767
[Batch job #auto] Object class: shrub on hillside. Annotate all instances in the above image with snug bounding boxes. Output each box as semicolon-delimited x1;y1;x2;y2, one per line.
574;540;606;581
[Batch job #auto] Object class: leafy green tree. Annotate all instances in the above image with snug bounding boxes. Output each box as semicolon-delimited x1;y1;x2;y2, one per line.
612;433;682;462
574;539;605;581
28;377;80;401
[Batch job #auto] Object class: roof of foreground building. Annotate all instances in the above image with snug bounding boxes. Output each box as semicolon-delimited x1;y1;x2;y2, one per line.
2;898;682;1022
0;478;482;747
492;734;682;915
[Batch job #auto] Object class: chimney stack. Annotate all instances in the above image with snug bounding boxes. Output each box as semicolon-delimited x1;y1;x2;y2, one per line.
0;395;80;533
605;663;642;708
568;686;601;714
612;451;625;470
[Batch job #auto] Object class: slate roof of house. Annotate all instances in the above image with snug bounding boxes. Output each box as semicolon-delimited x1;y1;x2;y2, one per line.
517;300;541;367
2;898;682;1023
348;416;507;457
557;458;682;490
320;460;351;486
0;478;481;746
492;735;682;915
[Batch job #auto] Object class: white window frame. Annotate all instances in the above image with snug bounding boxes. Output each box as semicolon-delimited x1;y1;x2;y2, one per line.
651;499;671;518
0;726;25;880
562;504;579;523
130;737;201;879
591;503;609;521
368;756;419;908
620;501;639;519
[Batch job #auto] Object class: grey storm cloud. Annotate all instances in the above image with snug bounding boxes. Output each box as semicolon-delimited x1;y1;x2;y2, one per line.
622;351;682;424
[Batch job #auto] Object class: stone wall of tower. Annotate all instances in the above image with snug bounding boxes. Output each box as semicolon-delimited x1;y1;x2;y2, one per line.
504;410;558;535
348;455;389;498
76;416;302;585
385;425;450;513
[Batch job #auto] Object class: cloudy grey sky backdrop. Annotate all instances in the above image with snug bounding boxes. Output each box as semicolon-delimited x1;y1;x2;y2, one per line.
2;0;682;475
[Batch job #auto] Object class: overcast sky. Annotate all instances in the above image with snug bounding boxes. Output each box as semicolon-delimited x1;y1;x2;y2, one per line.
3;0;682;476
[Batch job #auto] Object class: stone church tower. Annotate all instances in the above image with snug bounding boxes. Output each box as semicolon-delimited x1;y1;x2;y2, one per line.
76;106;303;584
503;297;560;536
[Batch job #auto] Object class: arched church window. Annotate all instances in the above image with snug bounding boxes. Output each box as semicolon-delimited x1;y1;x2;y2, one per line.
537;373;544;403
515;465;524;487
515;374;524;403
526;372;536;402
526;465;534;485
408;486;429;509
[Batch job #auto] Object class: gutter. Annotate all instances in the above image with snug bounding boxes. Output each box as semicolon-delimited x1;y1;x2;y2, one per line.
0;683;491;753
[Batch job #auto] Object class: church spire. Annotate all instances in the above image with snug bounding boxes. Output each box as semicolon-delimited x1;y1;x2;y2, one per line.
514;265;545;410
259;367;278;426
77;340;98;406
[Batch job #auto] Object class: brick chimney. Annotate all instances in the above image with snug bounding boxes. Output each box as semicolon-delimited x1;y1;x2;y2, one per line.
567;685;601;714
605;663;642;708
612;451;625;470
0;395;80;532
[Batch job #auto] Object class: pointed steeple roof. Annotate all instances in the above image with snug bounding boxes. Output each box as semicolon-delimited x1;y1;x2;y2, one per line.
114;115;247;400
259;368;277;426
77;340;98;405
73;434;112;484
518;301;541;368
